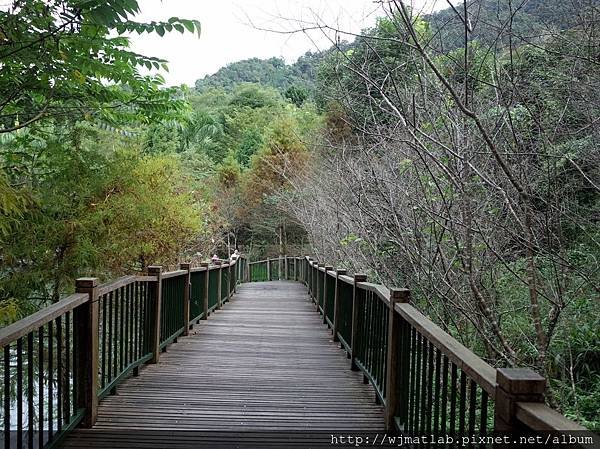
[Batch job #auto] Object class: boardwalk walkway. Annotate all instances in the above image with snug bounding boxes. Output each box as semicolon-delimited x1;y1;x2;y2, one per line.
63;281;383;448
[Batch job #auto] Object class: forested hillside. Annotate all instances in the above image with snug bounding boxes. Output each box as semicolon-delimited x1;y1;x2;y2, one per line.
428;0;589;50
0;0;598;432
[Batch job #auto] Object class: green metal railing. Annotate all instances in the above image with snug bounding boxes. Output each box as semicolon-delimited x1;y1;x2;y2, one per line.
221;266;229;304
249;260;268;282
324;270;335;327
98;280;153;399
190;269;207;323
208;268;219;311
268;258;280;280
159;274;186;349
354;286;389;402
297;256;499;435
336;279;353;350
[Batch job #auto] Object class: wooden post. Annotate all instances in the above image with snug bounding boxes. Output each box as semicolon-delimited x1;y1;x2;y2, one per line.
267;258;271;281
147;266;162;363
180;263;191;335
307;258;313;299
215;261;223;309
294;257;298;281
279;255;283;280
351;273;367;371
332;269;347;342
227;262;232;301
494;368;545;432
384;288;411;431
323;266;333;325
232;260;237;293
316;263;325;312
200;262;209;319
74;277;99;427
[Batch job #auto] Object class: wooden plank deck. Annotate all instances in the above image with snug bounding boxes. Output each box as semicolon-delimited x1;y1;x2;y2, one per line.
63;281;384;448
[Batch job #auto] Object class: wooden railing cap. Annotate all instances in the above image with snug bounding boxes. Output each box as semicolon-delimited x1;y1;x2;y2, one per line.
179;262;191;270
497;368;546;395
147;265;163;275
75;277;98;289
354;273;368;282
390;288;410;303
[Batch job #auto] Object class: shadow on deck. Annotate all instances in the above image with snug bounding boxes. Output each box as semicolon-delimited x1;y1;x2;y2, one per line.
62;281;383;448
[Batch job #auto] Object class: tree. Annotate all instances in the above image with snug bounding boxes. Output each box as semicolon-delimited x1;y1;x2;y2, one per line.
278;0;600;428
0;122;206;323
0;0;201;132
284;85;308;107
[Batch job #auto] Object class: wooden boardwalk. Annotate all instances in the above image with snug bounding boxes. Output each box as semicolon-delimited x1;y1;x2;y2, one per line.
63;281;383;448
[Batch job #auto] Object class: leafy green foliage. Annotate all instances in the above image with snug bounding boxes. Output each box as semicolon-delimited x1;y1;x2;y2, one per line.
427;0;586;51
0;122;206;324
0;0;201;131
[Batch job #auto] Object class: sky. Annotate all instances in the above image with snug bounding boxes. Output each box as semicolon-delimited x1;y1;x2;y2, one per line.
129;0;449;87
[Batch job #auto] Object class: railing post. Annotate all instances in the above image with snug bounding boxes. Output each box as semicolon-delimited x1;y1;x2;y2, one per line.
332;269;347;342
385;288;411;431
323;266;333;325
147;266;163;364
232;260;237;293
307;258;313;298
215;260;223;309
180;262;191;335
267;258;271;281
316;263;325;312
494;368;545;433
279;255;283;280
227;262;232;301
74;277;99;428
200;262;209;319
351;273;367;371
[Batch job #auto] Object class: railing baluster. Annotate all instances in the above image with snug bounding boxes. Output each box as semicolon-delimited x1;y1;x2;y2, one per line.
17;337;23;449
37;328;44;449
468;379;477;436
4;344;10;449
419;336;427;433
433;348;441;436
27;332;34;449
441;355;449;435
459;370;467;436
47;321;53;440
57;316;62;431
65;312;71;425
108;291;114;385
408;326;416;434
450;362;457;435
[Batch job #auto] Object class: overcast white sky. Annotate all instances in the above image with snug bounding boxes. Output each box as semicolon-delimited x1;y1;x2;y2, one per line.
129;1;449;87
